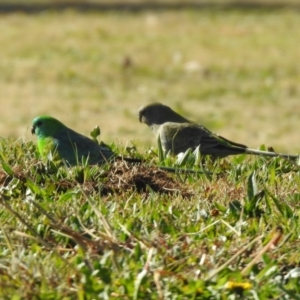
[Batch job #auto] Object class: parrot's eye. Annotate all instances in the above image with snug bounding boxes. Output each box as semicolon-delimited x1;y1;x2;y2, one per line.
36;121;42;127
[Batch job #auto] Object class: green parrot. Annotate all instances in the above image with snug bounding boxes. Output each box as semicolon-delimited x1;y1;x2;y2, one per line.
31;116;115;165
138;102;299;159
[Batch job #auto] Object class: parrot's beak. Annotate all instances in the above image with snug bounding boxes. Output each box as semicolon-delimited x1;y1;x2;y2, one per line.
138;112;146;123
31;126;35;135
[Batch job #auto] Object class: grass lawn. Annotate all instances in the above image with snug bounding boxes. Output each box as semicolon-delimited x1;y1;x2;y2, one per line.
0;4;300;299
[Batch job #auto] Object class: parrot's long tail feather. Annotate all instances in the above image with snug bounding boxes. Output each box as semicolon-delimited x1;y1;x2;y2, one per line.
245;148;299;160
115;156;144;163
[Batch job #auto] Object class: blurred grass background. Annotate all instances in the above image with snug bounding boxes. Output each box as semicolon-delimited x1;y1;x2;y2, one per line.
0;1;299;152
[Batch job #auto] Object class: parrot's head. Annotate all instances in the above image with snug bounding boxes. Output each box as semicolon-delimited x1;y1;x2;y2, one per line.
31;116;66;138
138;102;190;126
138;102;170;125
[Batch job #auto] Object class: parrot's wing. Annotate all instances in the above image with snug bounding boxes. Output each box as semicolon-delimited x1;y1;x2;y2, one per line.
158;122;247;157
54;128;115;165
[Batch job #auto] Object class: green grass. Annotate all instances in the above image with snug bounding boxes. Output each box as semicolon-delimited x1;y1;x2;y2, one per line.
0;137;300;299
0;6;300;299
